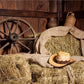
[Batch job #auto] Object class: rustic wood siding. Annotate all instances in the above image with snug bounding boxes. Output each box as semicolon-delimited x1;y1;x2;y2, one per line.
0;0;83;32
0;0;50;33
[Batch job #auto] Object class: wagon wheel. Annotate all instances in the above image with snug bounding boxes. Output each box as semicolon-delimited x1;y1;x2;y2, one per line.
0;18;36;54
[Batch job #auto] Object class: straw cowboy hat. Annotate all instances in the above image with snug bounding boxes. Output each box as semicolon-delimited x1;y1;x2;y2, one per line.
49;52;75;67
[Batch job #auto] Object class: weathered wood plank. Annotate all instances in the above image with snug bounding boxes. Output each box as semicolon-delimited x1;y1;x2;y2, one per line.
0;9;57;18
76;19;84;31
39;18;47;32
8;0;16;10
38;0;49;32
64;1;82;12
24;0;32;11
57;0;64;25
31;0;39;33
16;0;24;10
0;0;3;21
0;9;83;18
49;0;57;12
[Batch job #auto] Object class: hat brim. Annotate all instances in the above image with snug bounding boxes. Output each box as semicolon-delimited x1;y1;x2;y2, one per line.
49;54;75;67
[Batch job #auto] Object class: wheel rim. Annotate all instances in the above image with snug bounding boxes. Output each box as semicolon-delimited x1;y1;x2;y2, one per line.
0;17;36;54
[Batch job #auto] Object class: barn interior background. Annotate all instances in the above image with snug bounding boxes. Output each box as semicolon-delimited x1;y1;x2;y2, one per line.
0;0;83;33
0;0;84;84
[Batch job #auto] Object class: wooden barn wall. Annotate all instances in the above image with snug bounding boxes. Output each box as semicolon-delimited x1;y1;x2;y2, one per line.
64;0;84;31
0;0;51;33
0;0;83;32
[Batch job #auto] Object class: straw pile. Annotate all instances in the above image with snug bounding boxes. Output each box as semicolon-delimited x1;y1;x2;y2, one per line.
71;61;84;84
30;64;68;84
45;34;81;56
30;61;84;84
0;54;31;84
0;54;84;84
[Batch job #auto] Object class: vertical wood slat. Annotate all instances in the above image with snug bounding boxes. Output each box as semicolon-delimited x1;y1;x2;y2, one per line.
0;0;8;20
57;0;63;19
31;0;39;33
64;0;83;12
76;19;84;31
23;0;33;36
0;0;3;36
1;0;8;9
0;0;3;21
8;0;16;10
57;0;64;25
24;0;32;11
16;0;24;10
49;0;57;12
38;0;49;32
82;1;84;10
39;18;47;32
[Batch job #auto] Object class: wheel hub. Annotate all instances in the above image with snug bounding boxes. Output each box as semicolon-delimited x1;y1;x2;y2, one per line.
9;33;18;42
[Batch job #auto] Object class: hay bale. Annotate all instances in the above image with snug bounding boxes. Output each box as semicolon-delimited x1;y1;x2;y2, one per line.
0;54;31;84
30;64;68;84
45;34;81;56
0;54;84;84
30;61;84;84
2;78;31;84
71;61;84;84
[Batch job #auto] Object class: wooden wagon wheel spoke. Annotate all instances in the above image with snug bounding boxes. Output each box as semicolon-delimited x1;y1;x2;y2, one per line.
5;21;11;34
17;41;31;52
19;38;35;41
3;23;6;33
10;22;15;32
0;42;9;51
14;20;19;33
0;31;8;36
0;39;7;41
10;43;13;54
19;28;31;37
14;44;19;53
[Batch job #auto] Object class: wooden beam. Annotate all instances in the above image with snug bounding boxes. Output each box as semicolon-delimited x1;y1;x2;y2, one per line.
0;9;83;19
0;9;57;18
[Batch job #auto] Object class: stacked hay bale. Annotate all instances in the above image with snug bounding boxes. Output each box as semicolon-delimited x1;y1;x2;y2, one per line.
30;61;84;84
45;34;81;56
29;33;84;84
0;54;31;84
30;64;68;84
0;54;84;84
